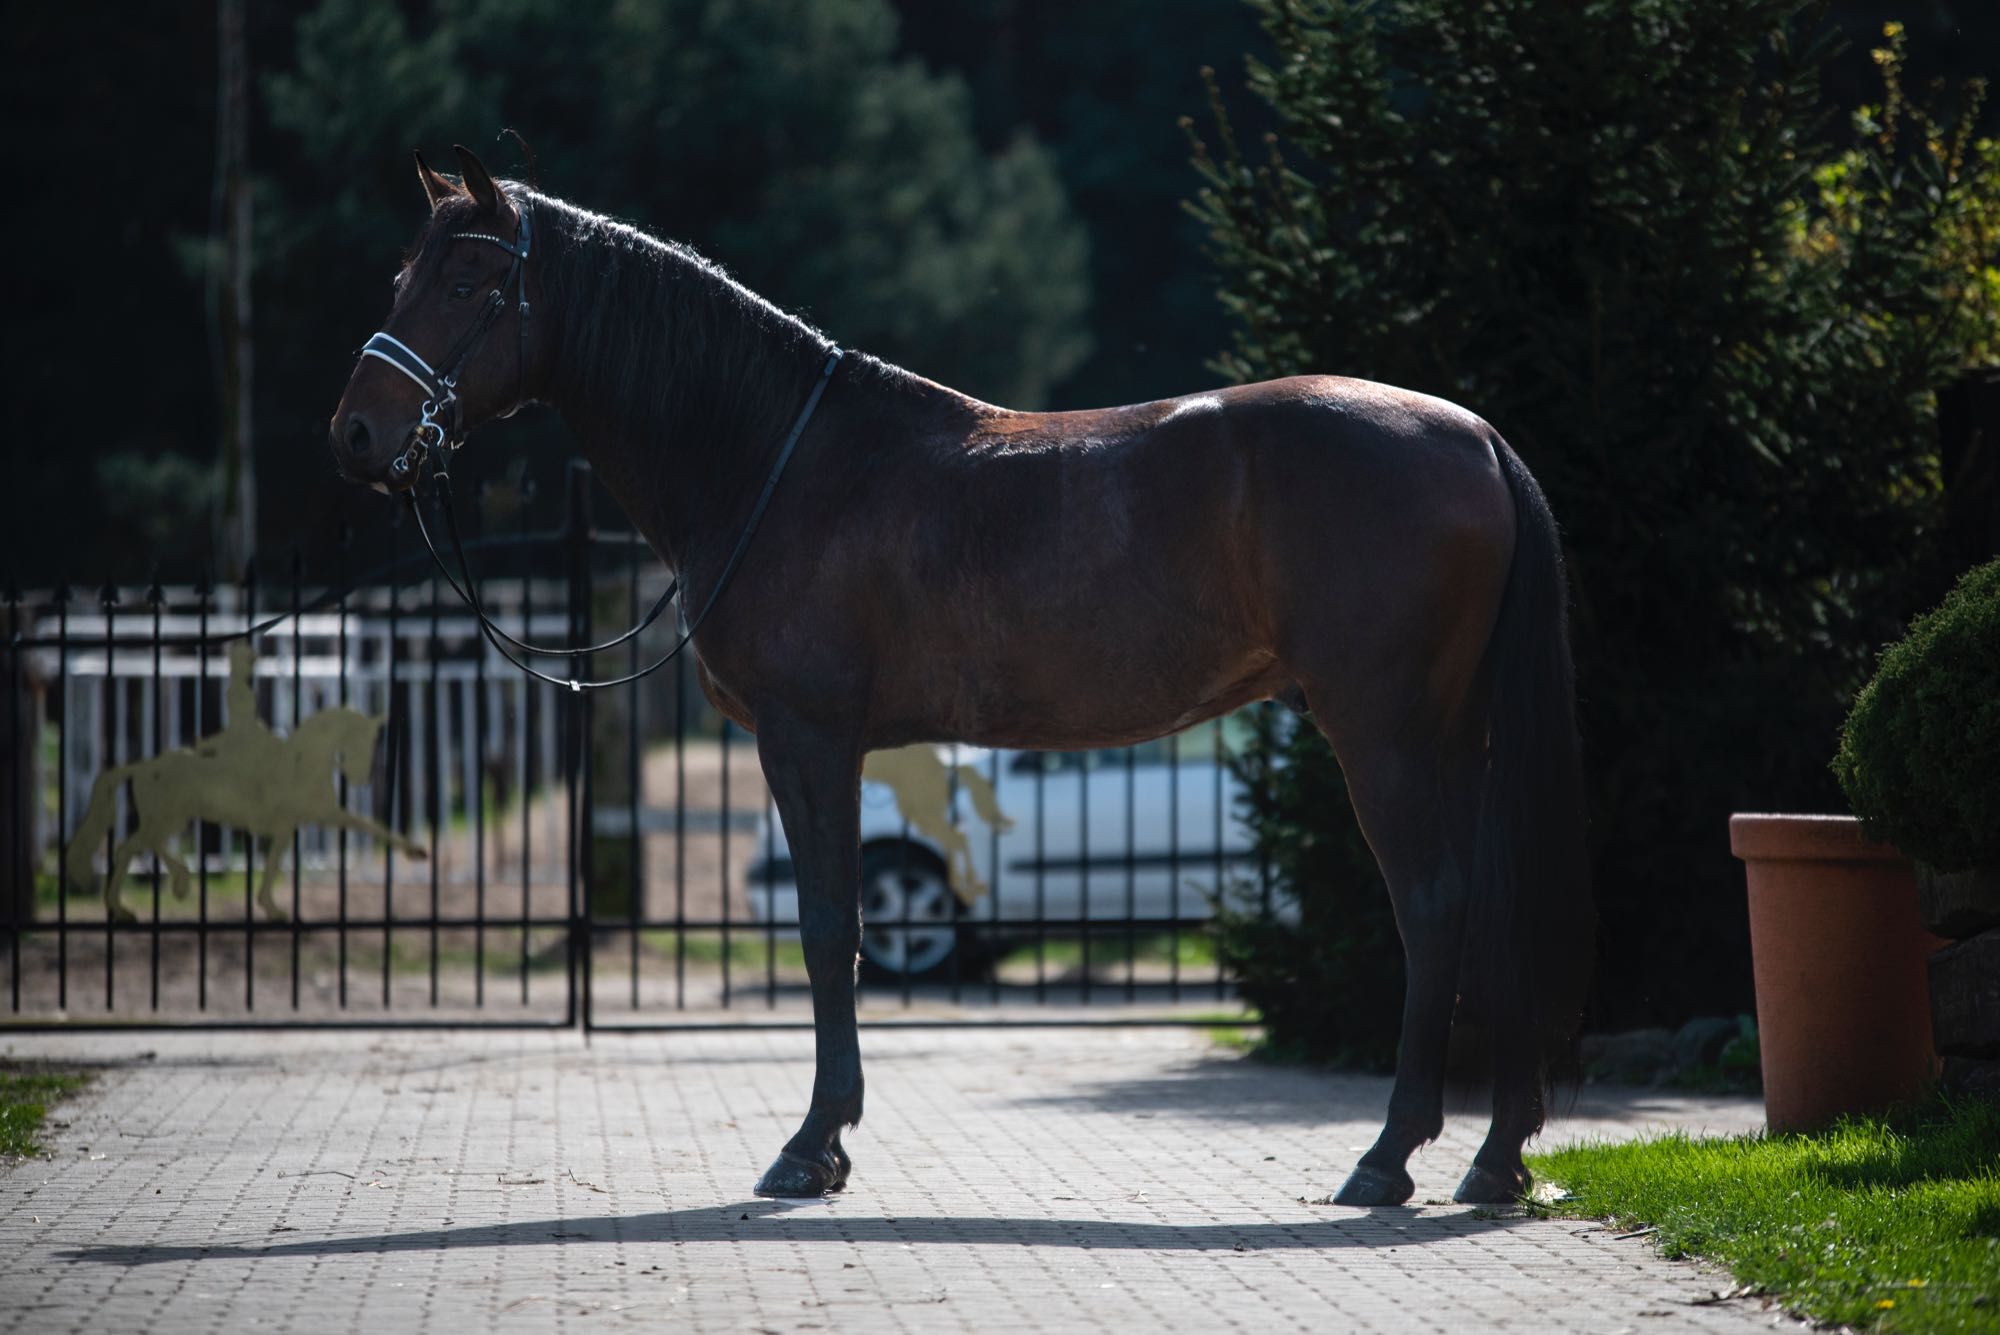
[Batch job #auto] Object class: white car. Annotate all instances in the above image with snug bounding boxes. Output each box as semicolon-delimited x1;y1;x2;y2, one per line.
743;715;1262;979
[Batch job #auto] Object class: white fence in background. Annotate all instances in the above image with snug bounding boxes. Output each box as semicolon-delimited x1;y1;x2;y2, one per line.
23;582;607;882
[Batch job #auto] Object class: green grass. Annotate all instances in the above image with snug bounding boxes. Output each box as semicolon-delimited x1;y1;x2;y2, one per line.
1186;1007;1262;1050
0;1069;91;1159
1529;1097;2000;1334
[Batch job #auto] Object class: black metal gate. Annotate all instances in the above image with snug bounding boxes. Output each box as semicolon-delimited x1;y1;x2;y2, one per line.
4;463;1264;1032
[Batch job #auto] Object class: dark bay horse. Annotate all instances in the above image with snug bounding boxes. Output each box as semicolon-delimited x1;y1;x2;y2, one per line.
330;146;1591;1207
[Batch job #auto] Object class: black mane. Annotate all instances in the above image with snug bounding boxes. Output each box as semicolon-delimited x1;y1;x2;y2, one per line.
524;188;835;470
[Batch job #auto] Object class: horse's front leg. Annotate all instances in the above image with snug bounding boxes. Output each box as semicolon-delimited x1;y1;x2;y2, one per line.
751;712;863;1198
332;810;428;861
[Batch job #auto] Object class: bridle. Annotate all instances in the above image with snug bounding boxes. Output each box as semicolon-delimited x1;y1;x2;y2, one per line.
353;191;844;693
359;201;535;483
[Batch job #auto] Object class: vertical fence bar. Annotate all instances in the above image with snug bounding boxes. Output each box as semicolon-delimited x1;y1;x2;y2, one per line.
384;511;403;1009
1033;752;1045;1005
518;480;535;1006
7;584;23;1014
427;563;442;1008
897;815;912;1008
472;486;488;1009
289;552;303;1009
628;534;641;1013
336;527;351;1010
194;575;207;1011
147;584;164;1011
1213;717;1227;1001
1124;745;1137;1002
1256;707;1272;921
1167;731;1181;1002
54;583;69;1012
141;579;158;1007
672;648;687;1010
946;748;961;1008
242;562;257;1013
763;793;777;1010
719;718;732;1009
565;461;591;1031
988;748;1002;1007
100;584;116;1012
1079;754;1091;1004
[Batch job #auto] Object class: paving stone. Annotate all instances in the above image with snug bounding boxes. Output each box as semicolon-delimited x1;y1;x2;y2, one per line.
0;1027;1799;1333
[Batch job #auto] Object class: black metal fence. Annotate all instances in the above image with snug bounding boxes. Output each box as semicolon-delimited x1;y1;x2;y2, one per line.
3;462;1267;1031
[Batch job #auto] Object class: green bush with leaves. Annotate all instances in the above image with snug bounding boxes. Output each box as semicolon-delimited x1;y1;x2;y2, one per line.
1214;706;1400;1070
1834;558;2000;871
1191;1;2000;1039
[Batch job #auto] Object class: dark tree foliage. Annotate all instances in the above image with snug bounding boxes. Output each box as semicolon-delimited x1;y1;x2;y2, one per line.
1193;0;2000;1041
5;0;1090;581
892;0;1270;410
6;0;1992;583
251;0;1090;554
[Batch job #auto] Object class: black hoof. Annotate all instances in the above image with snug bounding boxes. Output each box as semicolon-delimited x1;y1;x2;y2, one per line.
1331;1163;1415;1206
752;1146;851;1199
1453;1163;1528;1204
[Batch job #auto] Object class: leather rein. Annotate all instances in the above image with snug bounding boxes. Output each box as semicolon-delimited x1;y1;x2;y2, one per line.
359;197;843;692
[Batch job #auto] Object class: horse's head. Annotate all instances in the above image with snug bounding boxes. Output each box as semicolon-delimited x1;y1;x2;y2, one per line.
336;713;385;787
329;145;543;492
299;706;390;787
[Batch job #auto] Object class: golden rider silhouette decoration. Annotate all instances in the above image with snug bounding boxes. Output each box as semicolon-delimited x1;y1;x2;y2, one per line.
65;642;425;922
859;747;1013;904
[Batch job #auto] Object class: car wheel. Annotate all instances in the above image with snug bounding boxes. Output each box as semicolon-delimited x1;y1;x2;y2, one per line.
857;844;971;983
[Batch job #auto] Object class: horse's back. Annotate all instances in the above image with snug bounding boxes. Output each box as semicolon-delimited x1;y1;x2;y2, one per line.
809;376;1515;748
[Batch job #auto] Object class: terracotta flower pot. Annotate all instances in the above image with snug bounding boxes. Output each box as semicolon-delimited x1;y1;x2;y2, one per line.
1730;813;1945;1133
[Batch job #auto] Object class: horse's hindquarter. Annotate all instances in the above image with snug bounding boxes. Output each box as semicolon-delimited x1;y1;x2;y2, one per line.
846;376;1515;750
1242;377;1516;686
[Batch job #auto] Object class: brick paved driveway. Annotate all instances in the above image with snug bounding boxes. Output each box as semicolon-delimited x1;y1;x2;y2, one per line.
0;1026;1797;1333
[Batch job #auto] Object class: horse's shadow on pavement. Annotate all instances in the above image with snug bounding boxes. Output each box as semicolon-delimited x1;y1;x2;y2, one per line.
59;1197;1532;1266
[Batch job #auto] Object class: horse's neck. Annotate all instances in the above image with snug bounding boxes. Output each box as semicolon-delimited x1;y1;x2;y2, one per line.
295;710;369;770
535;235;822;576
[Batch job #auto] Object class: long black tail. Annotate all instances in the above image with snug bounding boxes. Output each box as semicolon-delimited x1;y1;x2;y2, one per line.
1465;436;1594;1090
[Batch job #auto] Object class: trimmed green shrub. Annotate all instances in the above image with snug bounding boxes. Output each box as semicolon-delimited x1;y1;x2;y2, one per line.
1213;706;1400;1070
1834;558;2000;870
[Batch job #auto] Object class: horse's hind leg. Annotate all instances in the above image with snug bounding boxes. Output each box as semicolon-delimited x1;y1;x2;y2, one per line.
1316;705;1483;1208
1457;914;1550;1202
1457;1051;1544;1203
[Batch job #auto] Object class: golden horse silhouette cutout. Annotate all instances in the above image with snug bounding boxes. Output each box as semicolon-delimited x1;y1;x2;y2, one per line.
65;642;425;922
860;746;1013;903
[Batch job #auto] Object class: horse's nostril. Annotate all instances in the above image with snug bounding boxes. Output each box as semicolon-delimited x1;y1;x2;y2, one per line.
344;414;372;455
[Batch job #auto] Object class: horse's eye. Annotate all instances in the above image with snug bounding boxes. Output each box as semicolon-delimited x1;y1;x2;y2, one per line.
450;281;475;300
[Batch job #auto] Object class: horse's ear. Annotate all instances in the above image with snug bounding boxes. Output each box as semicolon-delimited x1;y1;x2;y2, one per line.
453;143;505;216
414;148;455;212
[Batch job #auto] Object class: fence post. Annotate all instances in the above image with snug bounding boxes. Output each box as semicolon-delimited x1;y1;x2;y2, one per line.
2;589;39;931
574;484;644;956
564;460;594;1028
